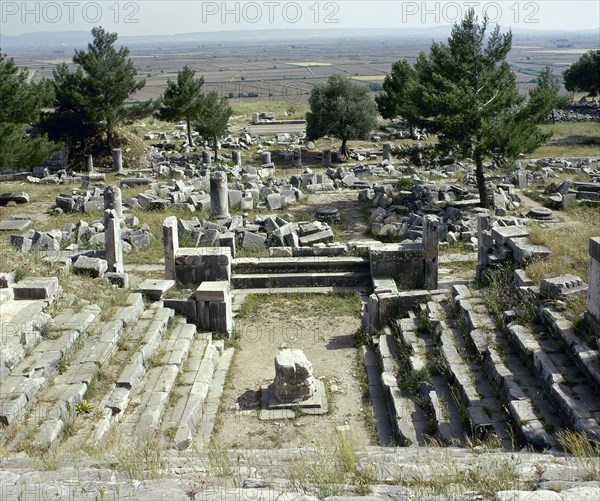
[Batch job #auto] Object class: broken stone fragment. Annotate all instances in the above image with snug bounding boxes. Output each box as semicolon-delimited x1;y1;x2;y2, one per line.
273;349;316;404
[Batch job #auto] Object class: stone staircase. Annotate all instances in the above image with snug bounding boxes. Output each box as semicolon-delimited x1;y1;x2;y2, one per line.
366;281;600;451
0;282;231;454
231;256;371;289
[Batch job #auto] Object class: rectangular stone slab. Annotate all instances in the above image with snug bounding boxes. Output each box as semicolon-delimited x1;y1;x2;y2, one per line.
0;219;31;231
195;281;230;302
12;277;59;300
137;279;175;300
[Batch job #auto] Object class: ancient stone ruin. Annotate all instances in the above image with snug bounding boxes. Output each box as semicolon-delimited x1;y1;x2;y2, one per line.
260;348;328;418
1;109;599;500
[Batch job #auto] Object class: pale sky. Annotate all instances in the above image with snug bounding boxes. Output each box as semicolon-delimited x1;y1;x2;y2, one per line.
1;0;599;36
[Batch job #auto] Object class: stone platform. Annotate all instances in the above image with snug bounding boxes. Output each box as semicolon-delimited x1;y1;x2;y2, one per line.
259;378;328;419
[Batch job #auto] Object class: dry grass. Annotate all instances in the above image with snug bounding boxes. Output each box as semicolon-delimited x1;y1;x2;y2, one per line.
528;122;600;158
527;206;600;285
236;292;361;319
557;430;600;481
230;101;308;120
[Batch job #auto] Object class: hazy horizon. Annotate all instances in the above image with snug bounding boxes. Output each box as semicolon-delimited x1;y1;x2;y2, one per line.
1;0;599;38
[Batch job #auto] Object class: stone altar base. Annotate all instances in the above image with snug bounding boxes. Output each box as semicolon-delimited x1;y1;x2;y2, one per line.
259;379;328;420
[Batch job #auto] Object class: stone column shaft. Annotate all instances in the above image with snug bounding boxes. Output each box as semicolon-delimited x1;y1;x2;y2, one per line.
163;216;179;280
105;209;123;273
423;215;439;289
112;149;123;172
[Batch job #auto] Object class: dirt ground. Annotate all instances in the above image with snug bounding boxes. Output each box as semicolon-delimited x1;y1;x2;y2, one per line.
213;306;373;450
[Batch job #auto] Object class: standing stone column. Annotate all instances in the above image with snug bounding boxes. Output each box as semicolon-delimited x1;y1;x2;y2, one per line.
292;148;301;167
85;155;93;172
232;150;242;167
103;185;123;220
112;149;123;173
412;143;422;166
105;209;123;273
423;215;439;289
476;214;492;280
382;143;392;162
202;150;212;165
210;171;230;218
322;149;332;167
260;151;271;165
586;237;600;333
163;216;179;281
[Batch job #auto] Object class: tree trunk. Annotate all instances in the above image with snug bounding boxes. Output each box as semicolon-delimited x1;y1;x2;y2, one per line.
186;117;193;147
340;136;348;158
213;134;218;161
475;154;489;208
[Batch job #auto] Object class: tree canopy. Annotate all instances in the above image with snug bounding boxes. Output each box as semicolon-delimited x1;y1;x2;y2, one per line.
563;50;600;97
375;60;416;121
306;74;378;157
193;91;232;159
382;10;561;207
0;52;59;169
156;65;205;147
46;27;152;150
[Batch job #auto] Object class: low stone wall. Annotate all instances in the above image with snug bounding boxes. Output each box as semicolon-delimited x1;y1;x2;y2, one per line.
174;247;232;285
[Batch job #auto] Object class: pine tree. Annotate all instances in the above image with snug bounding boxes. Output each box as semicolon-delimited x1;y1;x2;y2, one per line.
375;60;416;120
389;10;561;207
47;27;150;150
0;52;59;169
306;74;378;157
194;91;232;159
156;66;205;147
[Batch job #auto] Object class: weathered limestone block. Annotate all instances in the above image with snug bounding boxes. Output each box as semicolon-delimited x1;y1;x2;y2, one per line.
273;349;316;403
116;353;144;390
588;237;600;328
163;216;179;280
540;274;588;299
507;237;551;265
196;281;233;335
175;247;231;283
369;243;426;289
137;279;175;301
106;386;130;414
12;277;59;300
73;255;108;278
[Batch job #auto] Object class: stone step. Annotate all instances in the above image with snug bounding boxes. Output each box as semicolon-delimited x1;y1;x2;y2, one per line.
163;334;218;449
363;346;396;446
541;306;600;392
91;306;174;446
0;299;50;380
379;371;429;445
1;447;599;500
437;327;495;438
231;271;371;289
112;311;184;443
452;296;556;449
113;293;144;327
196;347;235;448
0;304;101;430
232;256;370;274
416;304;468;445
506;323;600;441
